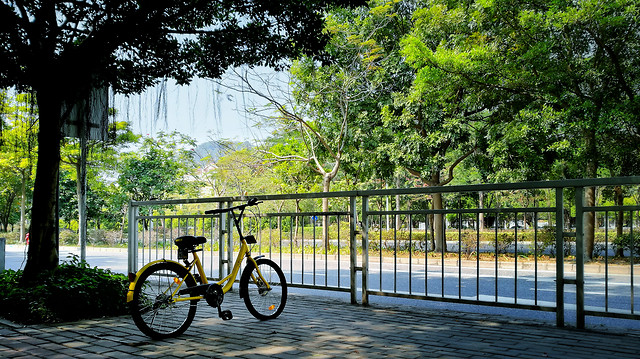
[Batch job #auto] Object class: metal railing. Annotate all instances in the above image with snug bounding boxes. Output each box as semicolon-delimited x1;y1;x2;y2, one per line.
128;177;640;328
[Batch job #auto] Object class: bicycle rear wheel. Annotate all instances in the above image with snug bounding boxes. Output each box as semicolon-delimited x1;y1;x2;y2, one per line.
240;258;287;320
130;261;198;339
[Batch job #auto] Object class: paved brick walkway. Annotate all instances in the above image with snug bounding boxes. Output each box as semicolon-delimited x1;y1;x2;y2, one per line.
1;293;639;358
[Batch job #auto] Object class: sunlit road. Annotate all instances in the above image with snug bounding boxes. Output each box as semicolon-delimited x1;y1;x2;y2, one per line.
4;245;129;274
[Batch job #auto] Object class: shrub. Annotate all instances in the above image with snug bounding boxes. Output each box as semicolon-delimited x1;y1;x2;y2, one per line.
0;255;129;324
613;233;640;257
88;228;108;245
59;229;78;245
1;231;22;243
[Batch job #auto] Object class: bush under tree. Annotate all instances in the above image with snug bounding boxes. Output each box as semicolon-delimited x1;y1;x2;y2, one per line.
0;255;128;324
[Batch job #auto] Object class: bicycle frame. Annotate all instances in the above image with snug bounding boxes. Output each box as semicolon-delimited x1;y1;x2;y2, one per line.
175;238;262;302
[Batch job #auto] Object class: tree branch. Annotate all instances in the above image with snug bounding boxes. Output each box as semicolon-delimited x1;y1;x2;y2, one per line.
440;146;476;186
587;28;635;101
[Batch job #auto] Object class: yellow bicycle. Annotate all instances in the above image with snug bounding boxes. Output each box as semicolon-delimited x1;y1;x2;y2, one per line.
127;198;287;339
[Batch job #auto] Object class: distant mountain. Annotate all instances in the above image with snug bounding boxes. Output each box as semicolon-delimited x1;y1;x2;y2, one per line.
193;140;252;162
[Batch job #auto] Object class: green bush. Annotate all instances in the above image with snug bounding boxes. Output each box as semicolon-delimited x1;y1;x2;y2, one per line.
0;255;129;324
59;229;78;245
613;233;640;257
0;231;22;244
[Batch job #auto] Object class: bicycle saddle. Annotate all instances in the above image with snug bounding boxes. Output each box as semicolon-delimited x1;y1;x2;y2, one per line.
175;236;207;248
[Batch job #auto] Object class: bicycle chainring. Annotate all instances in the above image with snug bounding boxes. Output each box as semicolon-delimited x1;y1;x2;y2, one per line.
205;284;224;308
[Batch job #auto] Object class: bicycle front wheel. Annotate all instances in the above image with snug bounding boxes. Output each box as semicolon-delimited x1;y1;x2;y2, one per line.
240;258;287;320
130;261;198;339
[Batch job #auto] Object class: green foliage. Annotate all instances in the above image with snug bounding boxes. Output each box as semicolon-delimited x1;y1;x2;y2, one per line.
59;229;79;245
3;0;640;269
118;131;200;201
0;255;128;324
262;136;318;195
208;147;269;197
0;91;37;232
613;233;640;257
59;121;139;231
58;171;78;228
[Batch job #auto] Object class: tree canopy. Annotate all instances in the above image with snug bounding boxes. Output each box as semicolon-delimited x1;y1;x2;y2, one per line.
0;0;365;281
118;131;199;202
1;0;365;94
398;0;640;257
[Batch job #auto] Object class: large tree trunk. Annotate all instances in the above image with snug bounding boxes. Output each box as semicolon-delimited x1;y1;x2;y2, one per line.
615;185;624;257
21;89;63;283
430;172;445;253
584;186;596;260
433;191;445;252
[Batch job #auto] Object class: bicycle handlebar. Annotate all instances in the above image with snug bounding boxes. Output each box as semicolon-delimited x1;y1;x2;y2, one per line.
204;198;262;215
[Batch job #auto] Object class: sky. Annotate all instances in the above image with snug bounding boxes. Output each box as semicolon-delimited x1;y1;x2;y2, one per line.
112;74;275;145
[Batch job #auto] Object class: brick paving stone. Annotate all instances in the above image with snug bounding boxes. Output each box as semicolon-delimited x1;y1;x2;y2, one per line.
0;293;639;358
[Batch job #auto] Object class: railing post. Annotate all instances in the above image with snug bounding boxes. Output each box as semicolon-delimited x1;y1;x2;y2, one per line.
0;237;5;271
575;187;585;329
555;188;564;327
350;196;358;304
362;196;370;306
128;202;139;274
217;202;227;281
225;201;234;280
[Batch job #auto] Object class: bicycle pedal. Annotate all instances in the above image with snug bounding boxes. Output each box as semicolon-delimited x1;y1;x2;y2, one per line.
220;310;233;321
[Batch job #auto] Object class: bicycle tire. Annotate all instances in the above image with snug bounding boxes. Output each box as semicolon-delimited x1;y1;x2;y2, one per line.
240;258;287;320
130;261;198;339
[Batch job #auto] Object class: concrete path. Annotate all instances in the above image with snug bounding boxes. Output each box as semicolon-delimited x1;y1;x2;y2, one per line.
1;293;639;358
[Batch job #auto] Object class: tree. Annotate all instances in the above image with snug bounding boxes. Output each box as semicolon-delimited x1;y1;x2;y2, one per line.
385;0;640;258
263;136;319;196
473;0;640;258
357;0;489;251
0;91;37;237
1;0;364;281
118;132;199;203
57;171;78;229
194;140;258;197
223;4;393;245
215;148;270;196
0;158;21;231
262;134;320;240
61;121;137;245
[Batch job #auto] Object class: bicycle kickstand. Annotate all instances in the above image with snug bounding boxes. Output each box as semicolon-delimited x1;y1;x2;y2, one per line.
204;284;233;320
205;284;233;321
